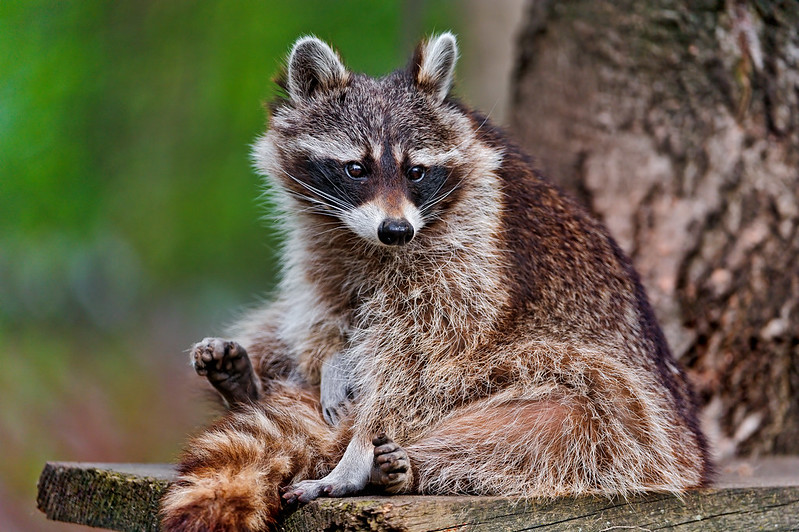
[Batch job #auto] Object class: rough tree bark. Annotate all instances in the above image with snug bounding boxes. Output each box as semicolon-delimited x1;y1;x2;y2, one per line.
510;0;798;459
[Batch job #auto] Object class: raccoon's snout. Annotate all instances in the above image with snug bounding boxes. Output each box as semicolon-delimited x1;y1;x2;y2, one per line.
378;219;414;246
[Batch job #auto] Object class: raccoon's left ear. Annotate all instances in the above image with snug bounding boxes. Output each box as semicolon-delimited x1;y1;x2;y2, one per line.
287;36;349;103
410;32;459;103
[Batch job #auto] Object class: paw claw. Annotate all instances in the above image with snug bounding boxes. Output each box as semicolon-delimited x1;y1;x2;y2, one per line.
225;341;244;359
282;487;304;505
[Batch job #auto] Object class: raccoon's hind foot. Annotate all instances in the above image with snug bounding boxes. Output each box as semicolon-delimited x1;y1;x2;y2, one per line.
191;337;260;405
370;433;412;493
281;477;363;504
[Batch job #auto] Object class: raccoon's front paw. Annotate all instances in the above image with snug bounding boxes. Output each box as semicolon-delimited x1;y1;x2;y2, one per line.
281;478;361;504
191;338;260;405
321;384;356;426
320;352;359;426
370;433;411;493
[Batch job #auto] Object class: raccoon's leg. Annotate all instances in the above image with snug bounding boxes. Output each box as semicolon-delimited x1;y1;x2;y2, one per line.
403;398;581;496
403;394;704;496
281;434;373;503
160;382;348;532
191;337;261;406
279;398;614;501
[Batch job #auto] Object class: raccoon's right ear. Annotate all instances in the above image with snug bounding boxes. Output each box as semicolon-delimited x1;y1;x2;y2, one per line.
410;32;459;103
286;36;349;103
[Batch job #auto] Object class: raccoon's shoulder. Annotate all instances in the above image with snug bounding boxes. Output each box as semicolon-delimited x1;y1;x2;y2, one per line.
457;108;638;318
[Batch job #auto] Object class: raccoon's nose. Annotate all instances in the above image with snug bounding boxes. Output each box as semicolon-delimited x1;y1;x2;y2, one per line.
377;218;414;246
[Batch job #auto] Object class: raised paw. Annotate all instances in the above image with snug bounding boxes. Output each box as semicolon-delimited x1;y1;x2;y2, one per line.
191;337;260;405
370;433;411;493
281;478;360;505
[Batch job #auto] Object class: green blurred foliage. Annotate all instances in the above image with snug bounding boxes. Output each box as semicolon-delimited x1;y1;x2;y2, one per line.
1;0;464;327
0;1;466;529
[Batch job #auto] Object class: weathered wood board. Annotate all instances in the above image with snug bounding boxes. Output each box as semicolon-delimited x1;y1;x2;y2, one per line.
37;458;799;531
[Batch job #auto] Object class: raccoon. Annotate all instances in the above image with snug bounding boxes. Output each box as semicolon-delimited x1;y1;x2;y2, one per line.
160;33;712;531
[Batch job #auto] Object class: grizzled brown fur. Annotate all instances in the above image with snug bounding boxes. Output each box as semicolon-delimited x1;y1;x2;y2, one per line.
161;33;712;531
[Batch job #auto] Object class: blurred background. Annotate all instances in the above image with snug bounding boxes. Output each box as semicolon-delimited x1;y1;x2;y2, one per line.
0;1;525;529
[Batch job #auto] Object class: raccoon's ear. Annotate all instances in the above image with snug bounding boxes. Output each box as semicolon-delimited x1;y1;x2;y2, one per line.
286;36;348;103
410;32;459;103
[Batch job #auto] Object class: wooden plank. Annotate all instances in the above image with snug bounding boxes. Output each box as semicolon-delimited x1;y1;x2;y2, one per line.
37;459;799;531
37;462;171;532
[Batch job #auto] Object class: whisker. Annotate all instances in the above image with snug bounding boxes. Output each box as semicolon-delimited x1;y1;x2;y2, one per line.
280;169;355;213
421;169;464;215
282;190;345;217
420;177;449;212
318;171;355;209
424;181;461;211
283;187;349;216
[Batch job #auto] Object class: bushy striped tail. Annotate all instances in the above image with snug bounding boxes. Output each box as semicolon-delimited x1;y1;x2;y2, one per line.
160;383;346;531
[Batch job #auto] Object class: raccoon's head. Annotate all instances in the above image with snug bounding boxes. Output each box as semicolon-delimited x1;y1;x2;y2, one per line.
254;33;489;248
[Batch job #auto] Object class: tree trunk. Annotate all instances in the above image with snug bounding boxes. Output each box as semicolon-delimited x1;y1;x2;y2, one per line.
510;0;799;458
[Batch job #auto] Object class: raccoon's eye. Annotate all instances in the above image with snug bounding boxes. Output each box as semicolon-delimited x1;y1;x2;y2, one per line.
344;162;366;180
407;165;426;182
